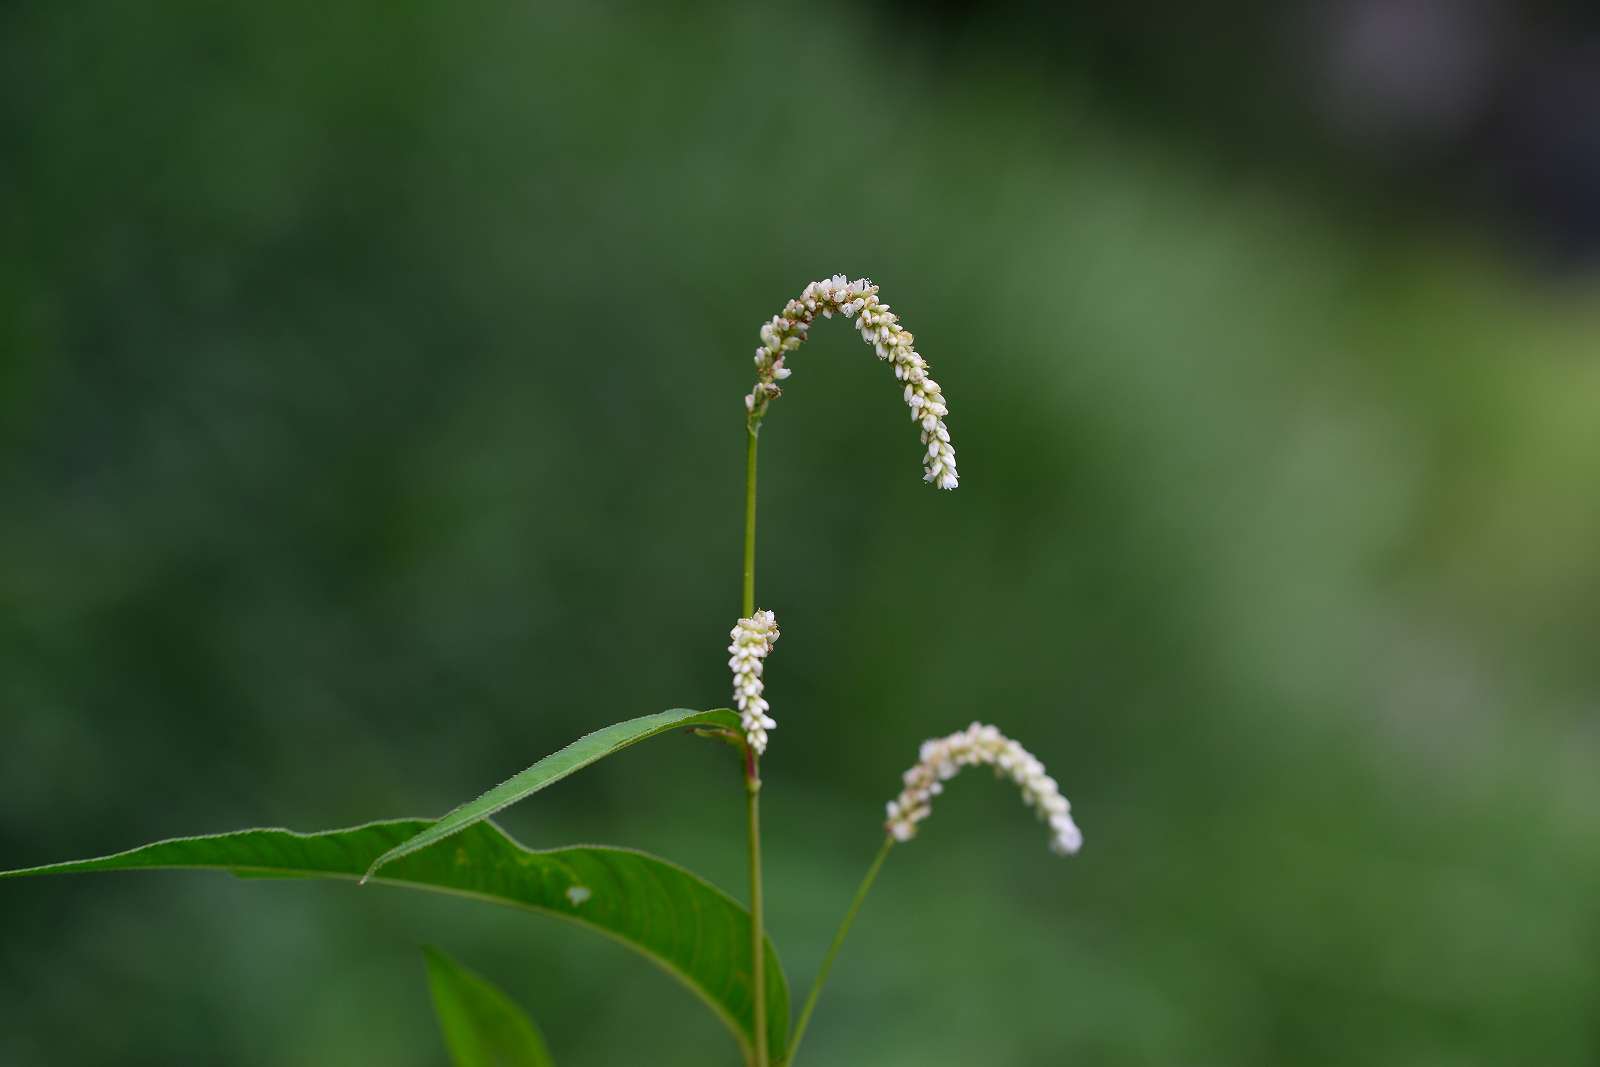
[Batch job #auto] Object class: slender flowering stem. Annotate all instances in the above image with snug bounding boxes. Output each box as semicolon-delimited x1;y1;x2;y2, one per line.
734;275;959;1066
787;836;895;1066
742;428;758;618
740;425;769;1067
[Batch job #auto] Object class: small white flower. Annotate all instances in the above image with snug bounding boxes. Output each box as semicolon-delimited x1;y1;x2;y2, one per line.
744;276;959;490
728;610;781;754
884;722;1082;855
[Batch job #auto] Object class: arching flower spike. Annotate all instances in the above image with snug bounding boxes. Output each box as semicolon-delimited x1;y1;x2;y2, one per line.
885;722;1083;855
728;610;780;754
745;275;958;490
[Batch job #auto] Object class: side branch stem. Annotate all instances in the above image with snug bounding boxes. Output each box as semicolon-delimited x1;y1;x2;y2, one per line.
787;836;895;1065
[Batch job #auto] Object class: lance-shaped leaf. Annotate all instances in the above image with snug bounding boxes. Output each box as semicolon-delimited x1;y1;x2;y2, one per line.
364;708;742;882
0;819;789;1066
424;946;555;1067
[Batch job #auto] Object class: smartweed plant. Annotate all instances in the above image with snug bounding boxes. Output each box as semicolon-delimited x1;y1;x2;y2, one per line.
1;276;1083;1065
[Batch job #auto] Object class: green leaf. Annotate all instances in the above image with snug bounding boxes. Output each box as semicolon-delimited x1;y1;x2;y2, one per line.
424;946;555;1067
0;819;788;1066
364;708;742;883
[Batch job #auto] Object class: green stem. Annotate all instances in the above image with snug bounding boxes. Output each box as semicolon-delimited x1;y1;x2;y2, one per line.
741;424;768;1067
787;836;895;1065
746;762;767;1067
742;428;758;618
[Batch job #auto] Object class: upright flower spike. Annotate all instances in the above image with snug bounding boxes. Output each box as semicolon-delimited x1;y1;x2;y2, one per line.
885;722;1083;855
728;610;780;754
745;275;959;490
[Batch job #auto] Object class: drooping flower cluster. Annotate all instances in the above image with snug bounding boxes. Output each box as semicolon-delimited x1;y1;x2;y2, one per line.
885;722;1082;855
728;610;780;755
745;275;958;490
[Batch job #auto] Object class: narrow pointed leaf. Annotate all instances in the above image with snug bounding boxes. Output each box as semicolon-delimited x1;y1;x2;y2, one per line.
424;946;554;1067
364;708;741;882
0;819;788;1066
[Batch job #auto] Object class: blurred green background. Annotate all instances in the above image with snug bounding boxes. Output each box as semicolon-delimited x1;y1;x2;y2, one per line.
3;1;1598;1064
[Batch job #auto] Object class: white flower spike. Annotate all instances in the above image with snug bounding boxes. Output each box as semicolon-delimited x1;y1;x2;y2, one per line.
885;722;1083;855
745;275;959;490
728;610;780;755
